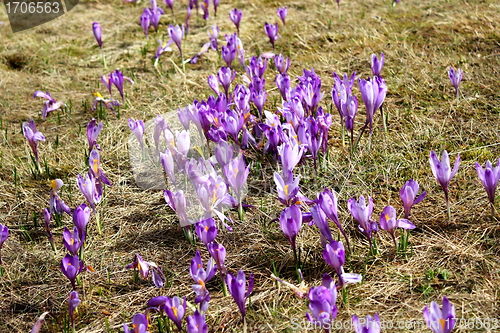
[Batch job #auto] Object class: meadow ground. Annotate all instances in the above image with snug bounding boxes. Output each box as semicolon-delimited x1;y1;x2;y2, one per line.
0;0;500;331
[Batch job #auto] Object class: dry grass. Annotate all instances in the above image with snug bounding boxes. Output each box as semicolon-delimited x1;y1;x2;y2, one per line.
1;0;500;332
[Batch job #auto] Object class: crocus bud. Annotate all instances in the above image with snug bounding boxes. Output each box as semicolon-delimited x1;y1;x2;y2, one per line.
92;22;102;48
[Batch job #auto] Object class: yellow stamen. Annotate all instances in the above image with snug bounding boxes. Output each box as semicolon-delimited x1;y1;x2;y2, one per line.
385;214;390;221
204;226;209;231
172;306;178;318
94;92;103;98
198;279;206;290
51;180;57;190
284;184;289;196
93;159;99;174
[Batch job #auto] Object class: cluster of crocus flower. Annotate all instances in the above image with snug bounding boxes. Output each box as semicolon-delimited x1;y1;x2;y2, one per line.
331;53;387;149
140;0;164;37
77;119;111;233
101;69;134;103
126;253;166;287
57;204;91;290
33;90;63;120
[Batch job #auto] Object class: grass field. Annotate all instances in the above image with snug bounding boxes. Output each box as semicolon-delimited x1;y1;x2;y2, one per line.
1;0;500;331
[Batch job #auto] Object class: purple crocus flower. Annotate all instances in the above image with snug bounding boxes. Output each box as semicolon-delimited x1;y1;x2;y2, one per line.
92;22;102;48
352;314;381;333
310;204;334;246
154;39;173;65
226;270;254;322
277;142;304;178
201;0;209;20
187;310;208;333
207;241;227;275
229;8;242;35
165;0;174;14
169;24;185;60
274;54;290;74
476;159;500;208
264;22;279;50
43;208;54;247
212;0;219;17
77;173;101;211
348;196;378;248
0;224;8;265
185;4;192;35
22;119;45;163
316;188;350;249
217;67;236;97
358;76;387;134
63;227;82;255
126;254;165;288
429;150;460;218
164;296;187;331
423;296;456;333
164;190;192;227
73;204;90;244
60;254;84;290
331;71;356;122
276;73;290;100
207;75;219;95
323;241;362;287
448;67;463;101
126;253;150;280
109;70;134;102
123;313;149;333
68;291;81;331
279;205;302;255
371;53;384;76
379;205;415;248
400;179;426;219
195;218;218;245
87;118;102;151
149;0;165;32
33;91;63;119
222;43;236;68
89;149;111;187
343;94;358;144
306;273;338;328
140;10;151;37
190;250;217;311
50;179;71;215
277;7;287;26
208;25;219;50
274;171;301;207
128;118;145;150
92;92;121;115
224;154;249;204
101;75;113;95
160;149;176;183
